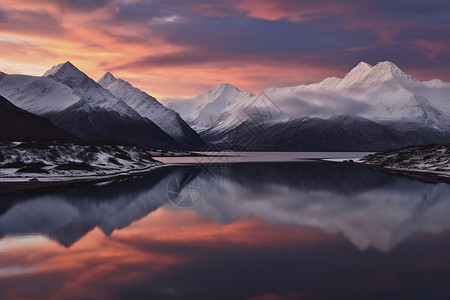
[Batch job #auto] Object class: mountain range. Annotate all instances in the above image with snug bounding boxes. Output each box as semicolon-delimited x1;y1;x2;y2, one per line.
0;62;204;150
98;72;204;148
1;61;450;151
169;61;450;151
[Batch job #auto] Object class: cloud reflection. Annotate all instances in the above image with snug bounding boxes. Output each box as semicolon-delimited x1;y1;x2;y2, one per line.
1;162;450;298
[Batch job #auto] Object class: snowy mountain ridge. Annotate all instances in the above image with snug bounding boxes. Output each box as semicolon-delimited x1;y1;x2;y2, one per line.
43;62;141;117
98;72;205;148
168;83;255;131
0;62;204;149
97;71;118;88
167;61;450;151
170;61;450;134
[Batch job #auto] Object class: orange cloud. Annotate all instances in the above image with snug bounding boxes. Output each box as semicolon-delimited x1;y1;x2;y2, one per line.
234;0;366;23
0;0;448;103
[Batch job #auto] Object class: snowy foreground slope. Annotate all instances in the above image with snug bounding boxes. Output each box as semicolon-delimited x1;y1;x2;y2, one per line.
360;144;450;183
0;62;203;150
0;141;165;185
170;61;450;151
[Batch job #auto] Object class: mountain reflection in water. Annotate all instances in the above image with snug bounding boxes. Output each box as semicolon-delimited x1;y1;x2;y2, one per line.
0;161;450;299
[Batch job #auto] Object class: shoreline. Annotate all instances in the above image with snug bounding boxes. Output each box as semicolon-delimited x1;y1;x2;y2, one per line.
321;158;450;184
0;163;181;193
4;149;449;193
348;144;450;185
355;163;450;184
0;141;201;193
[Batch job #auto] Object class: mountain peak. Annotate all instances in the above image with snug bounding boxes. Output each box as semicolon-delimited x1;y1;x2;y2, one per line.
373;61;401;72
370;61;420;82
209;83;241;94
98;72;118;88
356;61;373;69
43;61;78;77
340;62;374;86
42;61;90;85
345;61;373;78
340;60;420;86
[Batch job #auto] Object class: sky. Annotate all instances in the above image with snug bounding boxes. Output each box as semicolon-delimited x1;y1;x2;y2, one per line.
0;0;449;102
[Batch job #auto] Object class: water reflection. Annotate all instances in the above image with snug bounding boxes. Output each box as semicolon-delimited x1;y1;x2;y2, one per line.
0;161;450;299
1;162;449;251
188;162;450;252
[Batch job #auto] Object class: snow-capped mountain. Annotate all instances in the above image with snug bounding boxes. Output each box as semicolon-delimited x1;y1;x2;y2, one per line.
168;83;254;131
42;62;178;149
98;72;204;148
43;62;143;118
0;62;191;149
223;61;450;130
172;61;450;151
0;70;80;115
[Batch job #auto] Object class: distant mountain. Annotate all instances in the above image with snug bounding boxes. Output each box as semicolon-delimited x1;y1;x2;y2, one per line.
171;61;450;151
0;62;186;150
168;83;254;131
98;72;204;149
0;95;74;142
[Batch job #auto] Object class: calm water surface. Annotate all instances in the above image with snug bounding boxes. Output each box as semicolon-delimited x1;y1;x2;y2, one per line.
1;153;450;299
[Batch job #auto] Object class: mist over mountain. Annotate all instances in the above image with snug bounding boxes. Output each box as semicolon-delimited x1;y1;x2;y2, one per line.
170;61;450;151
2;60;449;151
168;83;254;132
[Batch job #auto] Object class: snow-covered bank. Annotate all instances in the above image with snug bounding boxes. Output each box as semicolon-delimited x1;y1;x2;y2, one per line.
359;144;450;183
0;141;173;189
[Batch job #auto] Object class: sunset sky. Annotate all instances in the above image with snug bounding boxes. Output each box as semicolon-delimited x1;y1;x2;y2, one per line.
0;0;449;102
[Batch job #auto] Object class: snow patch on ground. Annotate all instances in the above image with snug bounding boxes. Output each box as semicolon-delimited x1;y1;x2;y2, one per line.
0;142;164;183
359;144;450;182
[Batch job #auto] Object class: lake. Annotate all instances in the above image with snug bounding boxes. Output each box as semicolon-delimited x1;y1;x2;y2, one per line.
1;153;450;299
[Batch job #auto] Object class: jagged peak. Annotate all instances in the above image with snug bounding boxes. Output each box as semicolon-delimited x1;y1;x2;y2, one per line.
370;61;421;82
355;61;373;69
98;71;118;88
42;61;101;90
43;61;83;77
373;61;402;73
345;61;373;78
202;83;255;100
339;60;421;86
210;83;241;93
